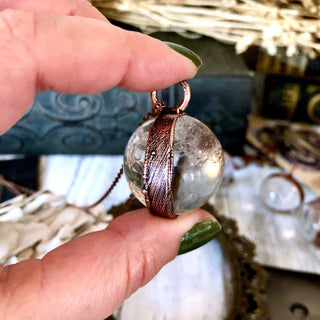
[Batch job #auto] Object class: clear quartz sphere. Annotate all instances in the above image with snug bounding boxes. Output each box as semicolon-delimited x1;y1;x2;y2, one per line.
123;114;225;214
259;174;303;212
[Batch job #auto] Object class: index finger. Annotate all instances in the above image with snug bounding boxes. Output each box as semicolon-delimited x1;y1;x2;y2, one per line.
0;0;108;21
0;10;199;134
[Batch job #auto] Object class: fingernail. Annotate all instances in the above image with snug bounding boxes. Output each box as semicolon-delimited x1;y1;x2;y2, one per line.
164;42;202;68
178;218;221;255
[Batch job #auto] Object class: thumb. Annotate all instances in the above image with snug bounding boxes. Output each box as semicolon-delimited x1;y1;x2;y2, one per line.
1;208;221;320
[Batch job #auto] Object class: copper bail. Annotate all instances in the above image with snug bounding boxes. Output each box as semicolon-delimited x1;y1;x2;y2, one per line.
142;81;191;218
150;80;191;112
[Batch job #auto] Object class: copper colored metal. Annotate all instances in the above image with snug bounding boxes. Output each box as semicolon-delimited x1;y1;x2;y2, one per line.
142;110;179;218
143;81;191;218
151;80;191;112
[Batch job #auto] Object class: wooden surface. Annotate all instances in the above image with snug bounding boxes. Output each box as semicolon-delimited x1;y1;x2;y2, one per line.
39;155;320;275
213;163;320;275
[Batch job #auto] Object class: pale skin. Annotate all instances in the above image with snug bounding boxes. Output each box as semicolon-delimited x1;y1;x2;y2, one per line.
0;1;216;319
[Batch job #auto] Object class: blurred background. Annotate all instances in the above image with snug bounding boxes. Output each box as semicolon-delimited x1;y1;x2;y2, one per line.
1;1;320;319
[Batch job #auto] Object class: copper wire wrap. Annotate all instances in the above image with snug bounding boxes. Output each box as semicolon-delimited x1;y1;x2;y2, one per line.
142;81;191;218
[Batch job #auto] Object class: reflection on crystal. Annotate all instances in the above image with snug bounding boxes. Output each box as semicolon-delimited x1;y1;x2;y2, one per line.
205;160;221;179
282;229;295;239
124;115;224;214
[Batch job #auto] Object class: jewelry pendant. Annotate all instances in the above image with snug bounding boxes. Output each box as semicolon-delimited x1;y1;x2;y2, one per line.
124;81;224;218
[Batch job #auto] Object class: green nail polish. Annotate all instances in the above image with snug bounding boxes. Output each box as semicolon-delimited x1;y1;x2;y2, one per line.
178;219;221;255
164;42;202;68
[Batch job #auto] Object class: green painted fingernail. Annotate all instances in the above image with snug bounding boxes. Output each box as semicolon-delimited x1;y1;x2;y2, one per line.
178;219;221;255
164;42;202;68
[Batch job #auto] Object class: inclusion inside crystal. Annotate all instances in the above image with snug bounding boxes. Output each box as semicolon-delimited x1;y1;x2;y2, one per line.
123;115;224;214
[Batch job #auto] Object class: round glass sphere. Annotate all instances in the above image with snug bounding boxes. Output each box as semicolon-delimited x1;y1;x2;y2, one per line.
259;173;303;212
123;114;224;214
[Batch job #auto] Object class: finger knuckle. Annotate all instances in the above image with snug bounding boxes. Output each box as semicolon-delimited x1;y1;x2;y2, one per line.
0;9;35;48
108;223;158;296
125;246;156;296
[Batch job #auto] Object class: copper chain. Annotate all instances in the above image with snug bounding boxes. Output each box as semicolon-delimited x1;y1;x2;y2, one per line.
0;174;35;196
83;101;166;209
0;102;166;210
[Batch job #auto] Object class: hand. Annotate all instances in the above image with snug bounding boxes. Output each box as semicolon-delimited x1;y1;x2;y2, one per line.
0;1;220;319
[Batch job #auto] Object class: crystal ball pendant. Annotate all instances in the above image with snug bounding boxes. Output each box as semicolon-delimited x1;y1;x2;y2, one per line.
123;81;224;218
